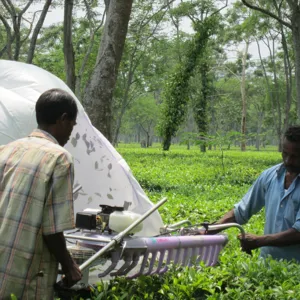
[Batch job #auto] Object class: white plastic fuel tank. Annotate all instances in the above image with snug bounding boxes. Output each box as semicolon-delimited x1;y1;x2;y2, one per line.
109;211;143;234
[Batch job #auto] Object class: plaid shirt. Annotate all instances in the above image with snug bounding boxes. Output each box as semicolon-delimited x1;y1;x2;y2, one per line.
0;129;75;299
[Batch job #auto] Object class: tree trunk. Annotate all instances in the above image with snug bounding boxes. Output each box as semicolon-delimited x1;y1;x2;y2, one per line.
210;95;217;137
200;144;206;152
187;141;190;150
240;40;249;151
163;135;172;151
281;25;293;139
113;98;128;146
255;111;264;151
241;0;300;121
137;126;141;143
75;2;106;99
197;61;209;153
63;0;76;92
11;0;34;60
0;14;13;59
291;9;300;119
27;0;52;64
161;18;215;151
83;0;133;142
13;15;21;61
272;40;283;151
113;65;135;146
261;35;282;151
256;36;282;151
146;132;150;148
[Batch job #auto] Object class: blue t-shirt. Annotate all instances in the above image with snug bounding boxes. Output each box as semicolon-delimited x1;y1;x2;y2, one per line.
234;163;300;262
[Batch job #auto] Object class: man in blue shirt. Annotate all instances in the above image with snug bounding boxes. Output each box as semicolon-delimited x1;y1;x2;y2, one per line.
216;126;300;262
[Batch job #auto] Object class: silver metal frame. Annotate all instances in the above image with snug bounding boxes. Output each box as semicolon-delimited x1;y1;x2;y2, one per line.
203;223;246;239
65;197;168;272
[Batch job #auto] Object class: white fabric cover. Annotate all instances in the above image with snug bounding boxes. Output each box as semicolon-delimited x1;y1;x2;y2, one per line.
0;60;163;236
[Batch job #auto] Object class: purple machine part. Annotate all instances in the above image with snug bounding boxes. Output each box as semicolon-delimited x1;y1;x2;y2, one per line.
65;197;237;280
107;235;228;278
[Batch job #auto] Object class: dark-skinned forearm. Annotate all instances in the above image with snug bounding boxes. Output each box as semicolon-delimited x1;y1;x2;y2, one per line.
216;208;237;224
258;228;300;248
43;232;74;272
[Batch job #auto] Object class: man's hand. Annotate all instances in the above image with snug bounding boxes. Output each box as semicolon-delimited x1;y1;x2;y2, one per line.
238;233;263;254
195;228;207;235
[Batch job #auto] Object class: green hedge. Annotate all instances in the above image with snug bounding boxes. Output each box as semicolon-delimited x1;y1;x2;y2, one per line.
57;145;300;299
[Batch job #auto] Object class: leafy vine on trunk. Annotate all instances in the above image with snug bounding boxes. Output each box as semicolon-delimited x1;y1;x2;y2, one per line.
193;59;210;152
159;17;217;150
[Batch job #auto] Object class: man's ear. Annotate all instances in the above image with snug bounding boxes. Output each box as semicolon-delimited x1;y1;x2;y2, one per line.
61;113;68;121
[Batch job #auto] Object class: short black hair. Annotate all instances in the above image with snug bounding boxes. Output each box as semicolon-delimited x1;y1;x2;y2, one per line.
35;88;78;125
284;125;300;143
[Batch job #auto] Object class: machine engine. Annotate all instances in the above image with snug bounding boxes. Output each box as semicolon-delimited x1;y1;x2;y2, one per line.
67;205;144;272
76;205;121;232
75;205;143;234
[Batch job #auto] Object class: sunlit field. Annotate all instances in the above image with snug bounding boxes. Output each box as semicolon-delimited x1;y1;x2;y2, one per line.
66;145;300;299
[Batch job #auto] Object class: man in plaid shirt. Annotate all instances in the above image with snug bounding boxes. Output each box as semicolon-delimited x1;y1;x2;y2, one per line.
0;89;82;299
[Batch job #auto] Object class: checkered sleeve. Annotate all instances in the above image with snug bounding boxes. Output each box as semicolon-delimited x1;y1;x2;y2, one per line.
42;152;75;235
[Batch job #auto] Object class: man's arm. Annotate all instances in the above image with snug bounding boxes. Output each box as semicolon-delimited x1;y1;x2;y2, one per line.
216;208;237;224
44;232;82;287
238;228;300;251
43;153;82;286
205;173;267;233
199;209;237;235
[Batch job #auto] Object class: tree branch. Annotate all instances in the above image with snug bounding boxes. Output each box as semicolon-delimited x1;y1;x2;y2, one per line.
63;0;76;91
3;0;33;60
77;3;107;98
241;0;292;29
0;45;7;58
211;0;228;17
21;12;40;45
18;0;34;17
1;0;13;15
139;0;176;31
167;0;180;30
27;0;52;63
0;13;12;59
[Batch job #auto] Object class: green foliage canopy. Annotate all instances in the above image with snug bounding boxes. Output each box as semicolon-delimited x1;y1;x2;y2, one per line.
159;16;219;150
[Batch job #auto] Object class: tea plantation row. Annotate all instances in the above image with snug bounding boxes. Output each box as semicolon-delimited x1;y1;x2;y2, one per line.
73;145;300;299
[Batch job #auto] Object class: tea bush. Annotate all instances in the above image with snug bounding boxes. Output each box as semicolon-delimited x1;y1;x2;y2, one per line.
60;144;300;300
